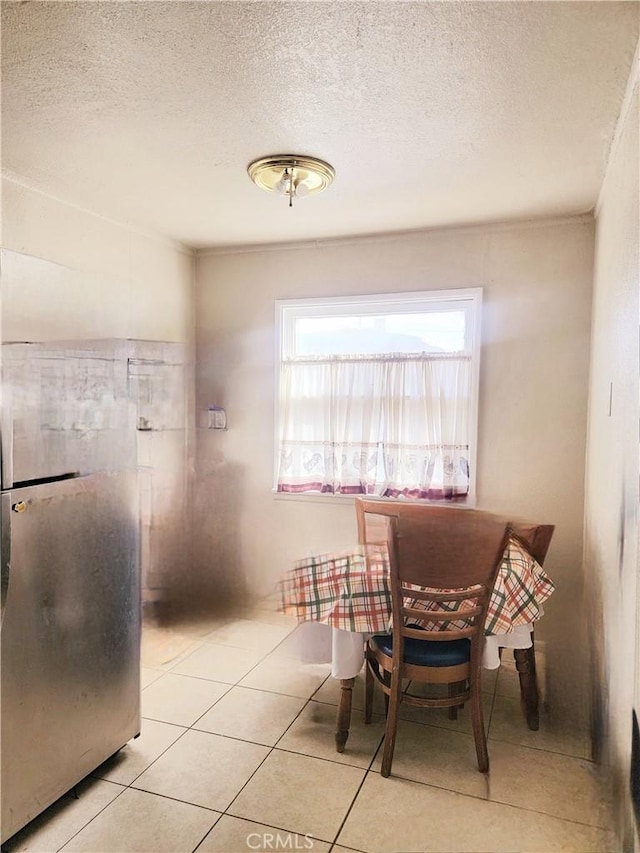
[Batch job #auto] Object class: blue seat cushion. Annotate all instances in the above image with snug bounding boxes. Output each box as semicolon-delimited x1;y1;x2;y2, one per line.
371;633;471;667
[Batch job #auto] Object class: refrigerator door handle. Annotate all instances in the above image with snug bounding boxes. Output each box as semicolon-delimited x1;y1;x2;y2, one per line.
1;492;10;626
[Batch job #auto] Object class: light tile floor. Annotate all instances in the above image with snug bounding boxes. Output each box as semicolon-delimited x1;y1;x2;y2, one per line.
4;600;617;853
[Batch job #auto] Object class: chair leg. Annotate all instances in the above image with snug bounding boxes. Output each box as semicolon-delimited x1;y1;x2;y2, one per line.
447;680;465;720
448;682;458;721
469;680;489;773
380;670;402;777
378;668;390;717
364;660;374;724
335;678;355;753
513;644;540;731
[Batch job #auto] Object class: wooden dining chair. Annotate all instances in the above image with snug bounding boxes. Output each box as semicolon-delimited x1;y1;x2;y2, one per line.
359;501;511;776
356;499;555;731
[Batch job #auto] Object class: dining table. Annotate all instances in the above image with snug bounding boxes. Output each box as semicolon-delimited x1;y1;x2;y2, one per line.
278;535;555;752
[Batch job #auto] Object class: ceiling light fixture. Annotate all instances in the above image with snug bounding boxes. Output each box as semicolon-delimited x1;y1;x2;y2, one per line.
247;155;335;208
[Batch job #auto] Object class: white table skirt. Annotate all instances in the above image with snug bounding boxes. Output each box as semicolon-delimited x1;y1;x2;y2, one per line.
291;621;535;679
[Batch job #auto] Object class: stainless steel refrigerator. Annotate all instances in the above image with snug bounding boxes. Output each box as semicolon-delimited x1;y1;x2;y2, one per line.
1;341;141;844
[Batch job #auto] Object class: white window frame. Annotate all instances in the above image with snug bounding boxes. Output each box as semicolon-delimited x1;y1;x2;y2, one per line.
274;287;482;503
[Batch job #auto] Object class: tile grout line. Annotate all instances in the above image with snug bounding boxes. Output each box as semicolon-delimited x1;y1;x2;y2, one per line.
124;672;306;852
57;663;243;853
126;618;340;851
194;669;379;848
144;645;603;832
145;630;601;835
23;614;603;852
328;713;387;849
184;662;325;844
52;781;131;853
74;621;300;851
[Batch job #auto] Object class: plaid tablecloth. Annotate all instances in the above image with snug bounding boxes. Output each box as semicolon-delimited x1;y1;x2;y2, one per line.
278;537;555;637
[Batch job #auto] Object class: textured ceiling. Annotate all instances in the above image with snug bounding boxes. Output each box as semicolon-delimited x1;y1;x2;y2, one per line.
2;1;638;249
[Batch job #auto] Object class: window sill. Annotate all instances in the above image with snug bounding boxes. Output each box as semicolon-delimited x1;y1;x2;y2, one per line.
272;491;356;505
272;490;476;507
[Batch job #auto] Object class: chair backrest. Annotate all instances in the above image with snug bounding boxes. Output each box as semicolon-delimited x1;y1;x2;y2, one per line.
388;506;511;589
356;498;555;568
386;508;511;647
356;499;554;647
357;497;430;546
509;520;555;567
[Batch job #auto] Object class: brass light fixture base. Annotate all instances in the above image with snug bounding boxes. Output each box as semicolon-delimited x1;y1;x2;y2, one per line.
247;155;335;205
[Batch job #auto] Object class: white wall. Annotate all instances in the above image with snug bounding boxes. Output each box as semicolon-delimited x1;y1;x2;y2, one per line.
195;216;595;725
2;176;194;343
1;176;197;614
584;52;639;845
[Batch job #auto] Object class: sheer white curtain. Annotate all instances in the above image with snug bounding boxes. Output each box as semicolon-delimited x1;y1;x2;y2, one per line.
276;353;471;498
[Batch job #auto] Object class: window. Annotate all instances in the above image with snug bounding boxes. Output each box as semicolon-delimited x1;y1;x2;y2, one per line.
275;288;482;501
